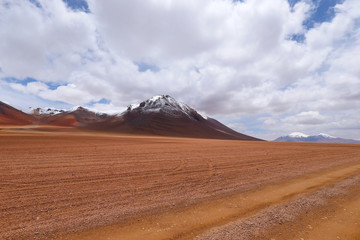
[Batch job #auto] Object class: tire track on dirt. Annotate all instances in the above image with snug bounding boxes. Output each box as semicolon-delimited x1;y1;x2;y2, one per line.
196;172;360;240
172;159;187;172
205;159;216;179
61;161;360;240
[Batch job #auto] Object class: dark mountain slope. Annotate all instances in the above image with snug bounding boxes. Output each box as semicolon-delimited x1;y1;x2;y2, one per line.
0;101;35;125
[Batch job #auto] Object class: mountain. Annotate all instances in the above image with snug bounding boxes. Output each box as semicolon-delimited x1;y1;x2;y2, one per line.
274;132;360;143
1;96;262;141
85;95;262;141
0;101;35;125
30;107;66;116
33;106;109;127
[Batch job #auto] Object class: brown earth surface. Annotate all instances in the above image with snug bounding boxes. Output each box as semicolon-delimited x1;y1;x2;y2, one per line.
1;127;360;240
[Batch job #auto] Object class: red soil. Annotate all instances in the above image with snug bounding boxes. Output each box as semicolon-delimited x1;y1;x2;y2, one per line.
41;114;79;127
1;128;359;239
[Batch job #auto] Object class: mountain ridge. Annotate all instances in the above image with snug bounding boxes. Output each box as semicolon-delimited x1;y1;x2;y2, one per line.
274;132;360;143
0;96;262;141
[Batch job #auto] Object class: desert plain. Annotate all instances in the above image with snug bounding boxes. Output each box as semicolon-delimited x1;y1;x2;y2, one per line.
1;126;360;240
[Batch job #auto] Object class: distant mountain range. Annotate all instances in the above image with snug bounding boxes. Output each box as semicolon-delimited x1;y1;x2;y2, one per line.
274;132;360;144
0;95;261;141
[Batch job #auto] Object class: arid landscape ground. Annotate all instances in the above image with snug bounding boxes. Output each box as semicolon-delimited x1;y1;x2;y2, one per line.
1;126;360;240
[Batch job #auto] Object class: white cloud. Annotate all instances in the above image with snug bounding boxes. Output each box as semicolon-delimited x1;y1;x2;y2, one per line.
0;0;359;140
0;0;97;82
283;111;327;125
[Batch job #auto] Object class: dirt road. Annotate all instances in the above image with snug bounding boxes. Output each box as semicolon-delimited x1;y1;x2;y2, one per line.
1;128;359;239
195;164;360;240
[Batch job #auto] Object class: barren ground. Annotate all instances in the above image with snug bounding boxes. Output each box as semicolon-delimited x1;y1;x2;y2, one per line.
1;127;359;239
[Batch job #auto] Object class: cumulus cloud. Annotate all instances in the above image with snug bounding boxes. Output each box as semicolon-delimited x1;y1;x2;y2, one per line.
0;0;359;140
0;0;98;82
283;111;327;125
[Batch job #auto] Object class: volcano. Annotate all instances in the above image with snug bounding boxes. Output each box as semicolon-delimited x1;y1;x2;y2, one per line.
87;95;261;140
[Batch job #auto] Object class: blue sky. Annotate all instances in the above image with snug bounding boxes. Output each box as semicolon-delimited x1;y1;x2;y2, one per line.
288;0;344;42
302;0;344;29
63;0;89;12
0;0;359;140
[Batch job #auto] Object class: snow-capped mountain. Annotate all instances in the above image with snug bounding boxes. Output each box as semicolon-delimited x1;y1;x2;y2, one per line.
274;132;360;143
126;95;198;119
317;133;336;139
28;105;109;127
1;96;261;141
288;132;309;138
30;107;65;116
112;95;260;140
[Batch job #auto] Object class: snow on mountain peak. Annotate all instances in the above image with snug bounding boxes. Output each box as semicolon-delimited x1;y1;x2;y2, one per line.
286;132;336;139
318;133;336;138
127;95;192;114
127;103;140;111
149;95;164;102
124;95;207;121
30;107;65;115
288;132;309;138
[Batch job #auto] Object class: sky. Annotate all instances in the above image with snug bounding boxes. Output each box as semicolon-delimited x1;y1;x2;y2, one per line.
0;0;359;140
